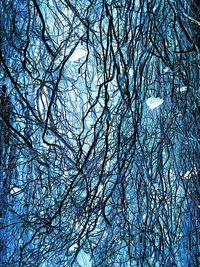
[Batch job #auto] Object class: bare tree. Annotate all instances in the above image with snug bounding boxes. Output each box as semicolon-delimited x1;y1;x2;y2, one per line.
0;0;199;266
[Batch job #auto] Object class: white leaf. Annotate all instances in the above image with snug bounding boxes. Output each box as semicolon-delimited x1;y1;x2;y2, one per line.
10;185;21;194
69;243;78;252
77;250;91;267
183;168;197;179
146;97;164;109
163;67;170;73
178;86;187;92
183;171;192;179
70;47;87;61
